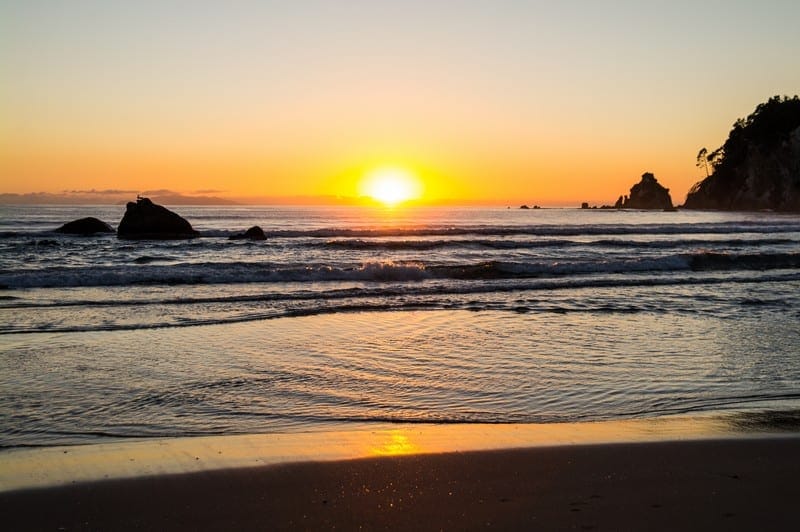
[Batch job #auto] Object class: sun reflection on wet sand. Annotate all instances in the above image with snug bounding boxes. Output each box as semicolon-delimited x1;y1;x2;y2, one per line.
2;411;784;493
369;430;419;457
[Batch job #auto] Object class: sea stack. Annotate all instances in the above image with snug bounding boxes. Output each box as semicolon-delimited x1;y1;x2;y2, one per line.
614;173;673;210
117;197;199;239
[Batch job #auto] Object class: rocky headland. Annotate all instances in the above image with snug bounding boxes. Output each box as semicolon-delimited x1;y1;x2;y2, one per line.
684;95;800;211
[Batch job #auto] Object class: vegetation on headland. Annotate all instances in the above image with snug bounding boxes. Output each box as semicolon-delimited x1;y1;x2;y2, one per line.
685;95;800;211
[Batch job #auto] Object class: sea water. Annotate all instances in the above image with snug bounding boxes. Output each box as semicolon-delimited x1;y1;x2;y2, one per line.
1;205;800;447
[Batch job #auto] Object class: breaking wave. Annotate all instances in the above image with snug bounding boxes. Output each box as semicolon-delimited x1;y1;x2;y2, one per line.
2;252;799;289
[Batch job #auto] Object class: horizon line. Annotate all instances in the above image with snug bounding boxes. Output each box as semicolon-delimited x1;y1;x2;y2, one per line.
0;191;680;208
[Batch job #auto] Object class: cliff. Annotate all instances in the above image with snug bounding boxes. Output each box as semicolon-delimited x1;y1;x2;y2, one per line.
684;95;800;211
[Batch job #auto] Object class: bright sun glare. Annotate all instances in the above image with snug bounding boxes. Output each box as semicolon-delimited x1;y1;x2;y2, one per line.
360;168;422;206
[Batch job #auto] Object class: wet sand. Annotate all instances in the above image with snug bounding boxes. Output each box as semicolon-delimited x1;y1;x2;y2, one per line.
3;437;799;531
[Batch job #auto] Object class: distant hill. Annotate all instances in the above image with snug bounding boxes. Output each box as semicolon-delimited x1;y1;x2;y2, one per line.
147;194;239;206
0;191;239;205
684;95;800;211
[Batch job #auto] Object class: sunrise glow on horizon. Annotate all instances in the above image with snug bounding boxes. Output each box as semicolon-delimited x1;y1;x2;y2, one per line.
359;167;423;207
1;2;799;205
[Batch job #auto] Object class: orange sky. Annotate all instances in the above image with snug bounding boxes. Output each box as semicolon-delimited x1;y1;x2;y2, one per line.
2;2;799;205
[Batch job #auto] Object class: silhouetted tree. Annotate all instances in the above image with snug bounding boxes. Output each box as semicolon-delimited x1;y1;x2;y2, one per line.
696;147;709;177
685;95;800;210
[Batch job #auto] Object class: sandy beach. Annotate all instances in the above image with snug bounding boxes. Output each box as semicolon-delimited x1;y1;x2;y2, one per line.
3;434;799;531
4;2;800;530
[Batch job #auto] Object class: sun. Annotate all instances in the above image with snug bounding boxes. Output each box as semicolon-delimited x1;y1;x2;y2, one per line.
359;167;423;206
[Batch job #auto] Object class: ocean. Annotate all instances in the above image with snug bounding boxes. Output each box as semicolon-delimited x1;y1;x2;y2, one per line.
1;204;800;448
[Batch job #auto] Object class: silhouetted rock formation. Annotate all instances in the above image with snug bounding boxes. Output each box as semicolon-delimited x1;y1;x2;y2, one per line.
615;173;673;210
55;217;114;235
684;95;800;211
519;205;530;209
117;197;199;239
230;226;267;240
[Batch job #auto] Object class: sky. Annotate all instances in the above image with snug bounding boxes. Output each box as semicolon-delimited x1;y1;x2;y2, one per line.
1;1;799;205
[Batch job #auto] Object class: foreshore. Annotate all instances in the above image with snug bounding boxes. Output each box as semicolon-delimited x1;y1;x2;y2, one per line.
2;436;799;531
2;415;800;530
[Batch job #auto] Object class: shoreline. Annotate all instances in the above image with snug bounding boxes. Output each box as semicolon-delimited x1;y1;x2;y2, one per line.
2;436;799;531
2;410;798;493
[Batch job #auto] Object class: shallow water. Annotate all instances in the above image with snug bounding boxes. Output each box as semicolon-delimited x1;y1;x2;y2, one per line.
1;205;799;447
2;308;800;448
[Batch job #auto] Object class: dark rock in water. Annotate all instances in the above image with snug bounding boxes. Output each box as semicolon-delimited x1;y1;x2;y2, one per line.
519;205;530;209
230;225;267;241
117;197;199;239
616;173;674;210
55;217;114;235
581;202;589;209
684;95;800;211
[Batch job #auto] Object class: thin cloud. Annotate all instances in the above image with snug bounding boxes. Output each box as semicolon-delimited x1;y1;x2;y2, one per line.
63;189;138;195
140;189;175;196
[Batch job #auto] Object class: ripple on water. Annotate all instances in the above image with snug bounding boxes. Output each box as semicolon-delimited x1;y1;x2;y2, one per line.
2;308;800;447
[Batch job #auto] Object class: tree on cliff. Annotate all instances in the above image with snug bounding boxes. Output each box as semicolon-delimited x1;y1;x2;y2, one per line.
684;95;800;210
696;147;710;177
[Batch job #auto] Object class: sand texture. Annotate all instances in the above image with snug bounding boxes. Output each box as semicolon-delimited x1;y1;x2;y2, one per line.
2;437;799;531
